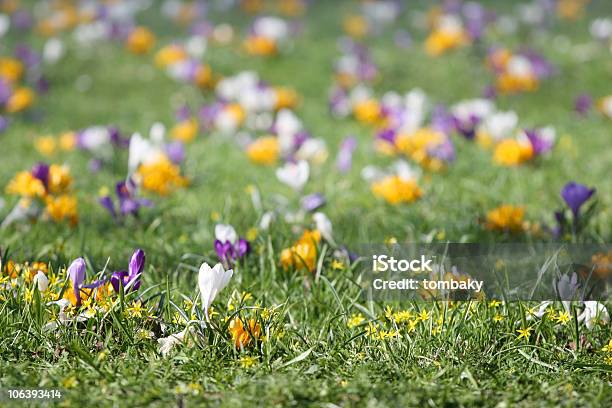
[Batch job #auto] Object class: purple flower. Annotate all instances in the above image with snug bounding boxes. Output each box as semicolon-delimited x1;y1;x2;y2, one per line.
574;94;592;116
99;179;152;219
561;182;596;217
428;139;456;163
301;193;326;212
31;162;49;189
110;249;145;293
431;105;455;134
525;129;554;155
214;238;250;267
68;258;86;306
336;136;357;173
165;141;185;164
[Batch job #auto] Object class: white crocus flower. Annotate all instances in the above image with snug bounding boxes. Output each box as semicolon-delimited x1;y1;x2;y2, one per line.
313;212;335;246
158;327;194;356
295;138;328;165
253;16;289;41
480;111;518;141
577;301;609;329
198;262;233;321
0;14;9;38
259;211;275;230
33;271;49;292
276;160;309;191
215;224;237;244
127;128;165;174
43;38;65;64
526;301;552;320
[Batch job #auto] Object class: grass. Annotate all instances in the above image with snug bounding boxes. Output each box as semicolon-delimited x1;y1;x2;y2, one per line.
1;1;612;406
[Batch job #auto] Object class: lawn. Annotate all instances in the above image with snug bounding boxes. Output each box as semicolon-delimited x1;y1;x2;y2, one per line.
0;0;611;406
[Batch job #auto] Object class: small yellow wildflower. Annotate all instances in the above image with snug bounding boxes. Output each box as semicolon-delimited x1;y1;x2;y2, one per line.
347;313;364;329
127;300;145;318
555;311;571;325
516;326;533;340
238;356;258;368
601;339;612;353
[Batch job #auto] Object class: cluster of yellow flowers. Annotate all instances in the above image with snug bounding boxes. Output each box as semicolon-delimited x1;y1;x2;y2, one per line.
34;132;77;157
280;229;321;272
485;205;526;233
135;156;189;196
6;164;78;225
0;57;36;114
371;175;423;205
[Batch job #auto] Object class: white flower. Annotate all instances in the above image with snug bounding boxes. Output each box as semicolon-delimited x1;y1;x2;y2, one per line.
577;301;609;329
259;211;275;230
215;224;237;244
0;14;9;38
43;299;87;331
128;131;164;173
313;212;335;245
452;99;494;123
590;18;612;41
198;262;233;321
480;111;518;141
185;36;207;58
276;160;309;191
43;38;65;64
275;109;302;140
526;301;552;320
158;327;193;356
1;199;38;228
253;16;289;41
507;55;533;78
295;138;328;164
33;271;49;292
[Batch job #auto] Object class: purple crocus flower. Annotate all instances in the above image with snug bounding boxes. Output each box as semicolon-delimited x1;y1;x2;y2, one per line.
561;182;596;217
31;162;49;189
301;193;326;212
431;105;455;134
110;249;145;293
525;129;554;155
214;238;250;267
336;136;357;173
68;258;86;306
14;44;40;69
428;138;456;163
574;94;592;116
165;141;185;164
99;179;152;219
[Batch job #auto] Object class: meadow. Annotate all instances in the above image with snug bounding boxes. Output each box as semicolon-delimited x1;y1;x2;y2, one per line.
0;0;611;406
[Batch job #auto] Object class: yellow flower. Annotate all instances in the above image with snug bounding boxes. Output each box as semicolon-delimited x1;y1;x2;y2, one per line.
127;27;156;55
171;119;198;143
489;299;502;308
493;139;533;166
280;230;321;272
244;36;277;56
238;355;258;368
425;27;468;57
137;156;188;196
555;311;571;325
343;15;368;38
418;309;431;321
0;57;24;82
496;73;538;94
34;136;57;157
601;339;612;353
59;132;77;151
247;136;279;165
516;326;533;340
194;64;213;89
228;317;261;349
393;310;414;324
353;99;381;125
493;314;504;322
48;164;73;194
6;87;35;113
486;205;525;232
246;227;258;242
127;300;145;318
154;45;188;67
331;259;345;271
45;194;78;225
61;376;78;389
274;87;298;110
372;175;423;205
6;171;46;198
395;128;446;171
347;313;365;329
